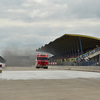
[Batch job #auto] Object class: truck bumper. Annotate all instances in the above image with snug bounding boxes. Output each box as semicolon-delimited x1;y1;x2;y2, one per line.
36;65;48;68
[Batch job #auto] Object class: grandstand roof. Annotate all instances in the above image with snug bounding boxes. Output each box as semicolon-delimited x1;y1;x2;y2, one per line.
36;34;100;55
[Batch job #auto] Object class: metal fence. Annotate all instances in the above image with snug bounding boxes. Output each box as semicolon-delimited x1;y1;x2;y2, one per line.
76;61;98;66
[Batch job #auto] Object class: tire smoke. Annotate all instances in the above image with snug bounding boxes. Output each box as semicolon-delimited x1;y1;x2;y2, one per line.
1;48;37;67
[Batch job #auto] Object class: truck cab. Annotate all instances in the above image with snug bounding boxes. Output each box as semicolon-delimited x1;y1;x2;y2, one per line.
35;54;48;69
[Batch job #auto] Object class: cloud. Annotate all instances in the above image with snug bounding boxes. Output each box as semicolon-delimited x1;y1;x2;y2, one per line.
0;0;100;54
34;0;47;4
66;0;100;19
0;17;100;29
29;9;51;18
22;3;32;7
6;9;28;13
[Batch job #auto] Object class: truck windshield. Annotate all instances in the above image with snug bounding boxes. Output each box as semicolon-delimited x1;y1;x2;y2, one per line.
38;57;48;60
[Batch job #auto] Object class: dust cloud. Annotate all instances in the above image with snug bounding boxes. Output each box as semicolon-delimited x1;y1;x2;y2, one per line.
1;47;38;67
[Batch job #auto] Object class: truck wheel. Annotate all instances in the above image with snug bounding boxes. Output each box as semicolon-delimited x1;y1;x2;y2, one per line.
44;67;47;69
44;67;48;69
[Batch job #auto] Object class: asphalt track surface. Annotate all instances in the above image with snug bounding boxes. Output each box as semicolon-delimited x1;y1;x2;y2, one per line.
0;67;100;100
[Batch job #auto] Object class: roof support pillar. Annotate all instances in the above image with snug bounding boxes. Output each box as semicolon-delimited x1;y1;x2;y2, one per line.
76;39;80;57
71;42;74;57
74;39;77;57
79;36;83;58
66;42;69;58
68;42;71;57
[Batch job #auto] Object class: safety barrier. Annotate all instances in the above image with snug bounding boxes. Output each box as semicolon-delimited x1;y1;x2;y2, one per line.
48;62;57;66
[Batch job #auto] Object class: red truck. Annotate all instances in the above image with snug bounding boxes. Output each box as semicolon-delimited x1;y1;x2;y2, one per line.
35;54;48;69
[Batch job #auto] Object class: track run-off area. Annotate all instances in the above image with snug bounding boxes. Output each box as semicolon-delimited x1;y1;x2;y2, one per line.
1;66;100;80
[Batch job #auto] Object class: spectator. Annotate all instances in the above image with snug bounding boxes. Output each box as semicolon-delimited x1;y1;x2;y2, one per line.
96;62;99;66
85;56;88;61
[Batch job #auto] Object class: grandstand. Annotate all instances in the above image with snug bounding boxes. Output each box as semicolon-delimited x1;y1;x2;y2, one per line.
36;34;100;66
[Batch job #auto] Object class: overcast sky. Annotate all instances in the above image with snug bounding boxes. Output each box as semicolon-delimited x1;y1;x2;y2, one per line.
0;0;100;54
